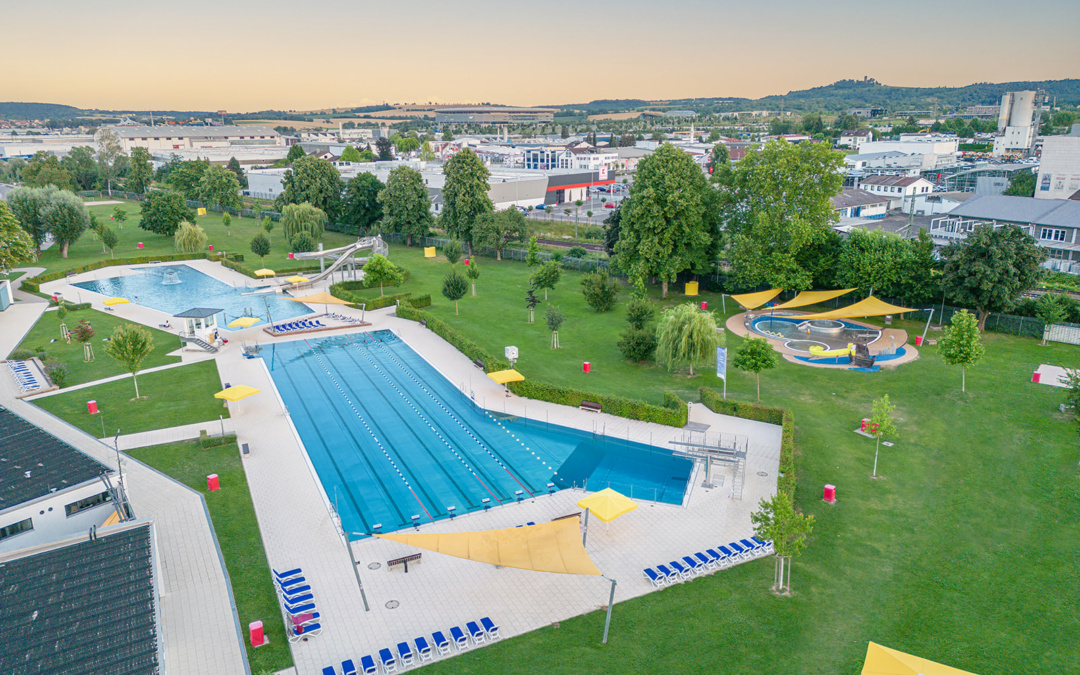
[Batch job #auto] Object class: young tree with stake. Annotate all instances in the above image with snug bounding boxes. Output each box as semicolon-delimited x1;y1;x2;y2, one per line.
104;324;154;399
362;254;403;297
441;269;468;314
939;309;984;393
546;304;564;349
751;491;814;594
733;337;778;401
868;394;898;477
465;261;480;296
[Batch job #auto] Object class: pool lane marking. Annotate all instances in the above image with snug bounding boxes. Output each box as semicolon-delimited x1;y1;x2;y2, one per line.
361;332;537;497
303;338;434;523
343;334;502;505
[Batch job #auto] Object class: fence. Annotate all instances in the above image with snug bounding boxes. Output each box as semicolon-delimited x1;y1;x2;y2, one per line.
380;232;615;273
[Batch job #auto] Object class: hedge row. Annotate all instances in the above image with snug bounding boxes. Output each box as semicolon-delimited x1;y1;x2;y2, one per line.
20;252;213;293
198;431;238;449
409;294;432;309
699;387;795;498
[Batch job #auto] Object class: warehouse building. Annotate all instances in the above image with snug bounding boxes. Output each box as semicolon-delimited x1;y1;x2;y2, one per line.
108;125;284;153
435;106;555;125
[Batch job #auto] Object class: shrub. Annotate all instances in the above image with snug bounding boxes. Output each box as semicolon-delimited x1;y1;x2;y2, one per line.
290;231;316;253
625;297;656;330
568;246;587;258
581;269;620;312
618;326;657;361
507;380;687;427
198;430;238;449
408;294;432;308
44;362;70;388
396;305;510;372
9;349;34;360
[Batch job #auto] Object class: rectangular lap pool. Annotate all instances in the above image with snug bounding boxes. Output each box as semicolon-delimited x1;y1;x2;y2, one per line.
264;331;692;536
72;264;313;329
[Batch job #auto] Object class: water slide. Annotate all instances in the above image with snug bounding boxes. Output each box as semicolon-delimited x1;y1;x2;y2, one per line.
808;343;855;358
288;235;389;287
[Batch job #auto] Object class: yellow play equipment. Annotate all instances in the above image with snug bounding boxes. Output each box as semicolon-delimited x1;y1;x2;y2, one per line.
808;343;855;358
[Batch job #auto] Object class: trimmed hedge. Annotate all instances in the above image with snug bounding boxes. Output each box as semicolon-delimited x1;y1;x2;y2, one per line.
699;387;795;498
408;294;432;309
199;431;239;449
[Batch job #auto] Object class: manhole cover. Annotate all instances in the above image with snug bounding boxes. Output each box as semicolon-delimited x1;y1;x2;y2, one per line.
757;471;768;477
385;600;399;609
368;562;381;570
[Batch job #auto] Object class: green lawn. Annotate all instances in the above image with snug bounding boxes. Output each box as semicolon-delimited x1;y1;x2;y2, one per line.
380;244;1080;674
33;359;229;437
10;308;181;386
34;199;358;275
127;439;292;673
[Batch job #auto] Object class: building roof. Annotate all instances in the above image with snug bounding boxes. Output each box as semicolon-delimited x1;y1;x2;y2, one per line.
841;130;872;137
832;188;889;209
172;307;223;319
0;407;111;513
846;151;910;162
859;175;927;188
435;106;555;114
109;125;279;139
0;523;160;674
948;194;1080;226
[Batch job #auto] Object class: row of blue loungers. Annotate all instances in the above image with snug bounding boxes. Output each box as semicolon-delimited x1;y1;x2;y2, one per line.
325;618;500;674
7;360;42;392
642;537;774;588
273;568;323;642
273;318;327;334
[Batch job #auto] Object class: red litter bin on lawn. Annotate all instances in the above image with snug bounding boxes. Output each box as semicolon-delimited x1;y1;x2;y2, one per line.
249;621;265;647
701;301;707;310
207;474;220;491
823;484;836;504
583;362;591;373
1032;371;1041;383
915;335;923;346
87;400;98;415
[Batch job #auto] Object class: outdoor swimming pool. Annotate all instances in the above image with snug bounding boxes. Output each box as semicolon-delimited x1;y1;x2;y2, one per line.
264;331;692;536
751;315;881;352
73;264;312;330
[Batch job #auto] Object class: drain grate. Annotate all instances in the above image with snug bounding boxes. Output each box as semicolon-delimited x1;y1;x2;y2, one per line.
757;471;768;477
368;562;381;570
386;600;399;609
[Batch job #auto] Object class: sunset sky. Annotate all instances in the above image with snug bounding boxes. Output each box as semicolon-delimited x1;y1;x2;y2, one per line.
4;0;1078;112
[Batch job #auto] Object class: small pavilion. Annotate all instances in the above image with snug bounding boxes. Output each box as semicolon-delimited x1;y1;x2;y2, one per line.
174;307;224;352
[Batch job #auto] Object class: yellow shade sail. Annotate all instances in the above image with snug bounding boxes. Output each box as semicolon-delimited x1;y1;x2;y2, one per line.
376;518;601;576
731;288;783;310
770;288;857;311
862;642;978;675
487;369;525;384
285;275;309;283
795;296;915;320
577;488;638;523
214;385;261;402
254;268;276;277
287;291;353;306
227;316;262;328
103;297;130;306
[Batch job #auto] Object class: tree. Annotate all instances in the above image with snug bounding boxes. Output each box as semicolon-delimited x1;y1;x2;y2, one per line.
0;201;36;272
473;207;529;260
361;254;403;296
61;146;99;191
1037;293;1070;345
274;156;343;219
614;144;715;297
226;156;248;189
103;324;154;399
339;145;363;163
140;191;196;237
441;148;493;252
580;269;620;312
222;212;232;236
894;228;942;307
1003;170;1037;197
42;190;89;259
127;147;153;194
868;394;898;477
619;297;658;361
626;296;656;329
444;240;462;265
378;167;432;245
545;304;564;348
531;261;561;300
442;128;454;142
174;221;207;253
98;225;119;258
655;303;720;376
560;125;569;139
441;269;468;314
21;152;73;191
375;137;394;161
7;185;59;250
281;202;326;241
112;205;127;230
285;144;306;164
420;141;436;162
95;127;125;195
262;216;274;239
733;337;777;401
940;224;1046;329
720;139;844;290
198;165;242;211
939;309;984;393
525;236;541;267
800;112;824;135
707;143;730;179
290;231;316;253
465;260;480;296
250;232;271;262
1063;369;1080;428
751;491;813;594
168;159;209;199
341;173;384;234
836;228;909;297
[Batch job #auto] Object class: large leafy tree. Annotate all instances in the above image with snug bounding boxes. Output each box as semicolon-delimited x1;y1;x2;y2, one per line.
127;147;154;194
939;309;984;393
836;228;909;297
341;173;384;234
655;303;721;376
95;127;126;195
0;201;36;272
43;190;90;258
1002;170;1037;197
720;139;844;290
441;148;493;252
61;146;99;191
339;145;363;163
274;156;343;219
375;137;394;161
7;185;59;250
614;144;715;298
21;152;74;191
225;156;248;189
103;324;154;399
139;191;196;237
473;207;529;260
198;165;242;211
940;224;1047;329
893;228;942;307
168;159;209;200
378;166;432;245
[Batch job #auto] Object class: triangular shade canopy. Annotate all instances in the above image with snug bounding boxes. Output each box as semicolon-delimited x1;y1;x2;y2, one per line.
731;288;783;309
794;296;915;320
375;518;601;576
771;288;857;311
214;385;261;402
287;291;353;306
862;641;978;675
577;488;638;523
487;370;525;384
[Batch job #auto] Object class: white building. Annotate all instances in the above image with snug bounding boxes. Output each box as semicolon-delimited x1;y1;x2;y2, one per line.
0;134;96;160
1036;134;1080;200
856;175;935;210
859;134;959;169
837;129;873;150
910;191;973;216
109;125;284;153
844;151;923;174
993;91;1038;156
831;188;889;219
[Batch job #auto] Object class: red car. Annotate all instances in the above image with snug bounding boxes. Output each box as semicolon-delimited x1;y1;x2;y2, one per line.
604;202;616;208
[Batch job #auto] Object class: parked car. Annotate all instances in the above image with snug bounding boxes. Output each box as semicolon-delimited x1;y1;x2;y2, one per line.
604;202;616;208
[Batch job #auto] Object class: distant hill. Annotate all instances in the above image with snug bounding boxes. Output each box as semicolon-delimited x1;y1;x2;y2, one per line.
0;102;83;119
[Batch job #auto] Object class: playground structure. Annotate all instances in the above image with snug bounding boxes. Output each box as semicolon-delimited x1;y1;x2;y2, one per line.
287;235;389;289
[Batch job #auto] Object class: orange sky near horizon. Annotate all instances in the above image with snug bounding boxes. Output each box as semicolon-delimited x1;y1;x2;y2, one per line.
4;0;1078;112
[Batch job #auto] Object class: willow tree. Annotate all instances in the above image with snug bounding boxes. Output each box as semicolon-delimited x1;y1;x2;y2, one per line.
281;202;327;242
174;221;207;253
655;303;721;376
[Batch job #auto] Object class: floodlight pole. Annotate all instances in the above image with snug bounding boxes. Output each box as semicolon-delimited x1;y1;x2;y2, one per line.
920;308;934;345
601;576;617;644
346;532;371;612
582;507;590;547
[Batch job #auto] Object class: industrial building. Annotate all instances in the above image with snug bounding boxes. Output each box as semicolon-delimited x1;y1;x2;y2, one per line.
831;188;889;219
858;134;959;170
435;106;555;125
855;175;935;210
993;91;1039;156
108;125;284;153
1036;133;1080;200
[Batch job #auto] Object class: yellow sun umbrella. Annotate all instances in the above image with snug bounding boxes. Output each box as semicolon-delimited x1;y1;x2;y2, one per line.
227;316;262;328
285;275;309;284
103;297;130;306
577;488;639;523
862;642;979;675
214;384;261;402
487;370;525;384
254;268;276;277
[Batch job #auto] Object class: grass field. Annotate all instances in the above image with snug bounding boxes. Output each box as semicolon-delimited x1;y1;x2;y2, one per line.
33;359;229;437
127;439;292;673
9;308;181;386
369;244;1079;673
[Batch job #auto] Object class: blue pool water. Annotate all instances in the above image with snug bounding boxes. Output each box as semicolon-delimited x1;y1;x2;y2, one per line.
264;331;692;536
73;264;312;330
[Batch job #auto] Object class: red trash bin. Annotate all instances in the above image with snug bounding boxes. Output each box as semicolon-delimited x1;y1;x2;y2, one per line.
915;335;923;346
823;484;836;504
701;301;707;310
249;620;264;647
583;362;591;373
207;474;220;491
1032;371;1041;383
87;400;98;415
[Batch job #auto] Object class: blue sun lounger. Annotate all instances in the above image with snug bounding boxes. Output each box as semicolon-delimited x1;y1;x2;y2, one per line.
415;636;434;662
669;559;693;580
396;641;415;667
682;555;705;575
753;536;775;553
467;620;486;645
706;548;729;567
323;668;337;675
432;631;451;656
283;600;316;615
643;567;666;588
273;567;302;582
281;591;314;605
340;659;356;675
717;544;738;562
481;617;500;640
744;537;770;555
656;563;680;583
727;541;752;560
379;648;398;673
450;626;469;650
276;581;310;596
694;552;717;570
288;621;321;642
360;655;377;675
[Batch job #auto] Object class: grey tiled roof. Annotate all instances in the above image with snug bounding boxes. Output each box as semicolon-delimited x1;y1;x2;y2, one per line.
0;523;159;675
0;407;111;512
832;188;889;209
172;307;224;318
948;195;1080;226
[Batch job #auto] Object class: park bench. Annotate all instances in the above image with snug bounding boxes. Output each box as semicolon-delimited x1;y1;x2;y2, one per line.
419;319;427;328
580;400;601;413
473;359;484;370
388;553;422;573
241;443;250;457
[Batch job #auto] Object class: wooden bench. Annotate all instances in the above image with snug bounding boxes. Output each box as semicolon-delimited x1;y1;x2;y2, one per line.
419;319;427;328
241;443;250;457
579;400;601;413
388;552;422;573
473;359;484;370
551;512;582;522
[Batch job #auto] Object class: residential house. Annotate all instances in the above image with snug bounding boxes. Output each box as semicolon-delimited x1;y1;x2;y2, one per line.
856;175;935;210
